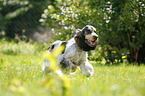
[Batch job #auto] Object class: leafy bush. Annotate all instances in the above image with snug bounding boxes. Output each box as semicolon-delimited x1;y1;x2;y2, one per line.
0;0;51;38
40;0;145;64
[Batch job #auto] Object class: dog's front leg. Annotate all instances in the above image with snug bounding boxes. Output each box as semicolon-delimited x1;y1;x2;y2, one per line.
60;58;77;72
80;61;94;77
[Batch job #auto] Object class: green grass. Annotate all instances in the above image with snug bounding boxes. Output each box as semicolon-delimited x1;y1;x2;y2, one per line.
0;40;145;96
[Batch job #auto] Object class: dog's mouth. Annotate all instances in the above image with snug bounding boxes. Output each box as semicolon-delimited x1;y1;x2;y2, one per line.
85;40;96;47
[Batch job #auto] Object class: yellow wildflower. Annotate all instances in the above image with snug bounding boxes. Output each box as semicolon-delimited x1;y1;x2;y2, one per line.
122;56;126;59
99;47;102;50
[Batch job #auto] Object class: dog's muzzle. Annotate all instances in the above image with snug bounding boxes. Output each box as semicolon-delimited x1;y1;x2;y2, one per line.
85;40;96;47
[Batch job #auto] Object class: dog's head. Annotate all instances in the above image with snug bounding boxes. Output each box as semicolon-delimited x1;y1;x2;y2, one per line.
74;25;98;51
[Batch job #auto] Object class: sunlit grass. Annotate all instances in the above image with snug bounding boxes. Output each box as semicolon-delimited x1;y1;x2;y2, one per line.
0;40;145;96
0;38;43;55
70;65;145;96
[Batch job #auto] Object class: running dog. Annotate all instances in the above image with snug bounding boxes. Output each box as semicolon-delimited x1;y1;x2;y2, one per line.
43;25;98;76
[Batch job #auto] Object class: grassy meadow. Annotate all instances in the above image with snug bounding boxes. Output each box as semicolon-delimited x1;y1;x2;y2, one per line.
0;39;145;96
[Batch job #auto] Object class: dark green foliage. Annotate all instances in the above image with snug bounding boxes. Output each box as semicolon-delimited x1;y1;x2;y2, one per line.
0;0;52;38
41;0;145;64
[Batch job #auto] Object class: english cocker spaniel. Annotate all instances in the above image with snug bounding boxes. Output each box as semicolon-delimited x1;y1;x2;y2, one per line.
43;25;98;76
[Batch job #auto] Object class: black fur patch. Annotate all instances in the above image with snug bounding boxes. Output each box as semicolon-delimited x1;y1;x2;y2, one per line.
60;58;70;69
60;58;76;72
47;44;55;50
61;41;67;54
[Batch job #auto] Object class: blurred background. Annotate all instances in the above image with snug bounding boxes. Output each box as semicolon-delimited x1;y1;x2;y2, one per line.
0;0;145;64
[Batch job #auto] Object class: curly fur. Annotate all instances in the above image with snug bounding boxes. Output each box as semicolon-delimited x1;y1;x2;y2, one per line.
43;25;98;76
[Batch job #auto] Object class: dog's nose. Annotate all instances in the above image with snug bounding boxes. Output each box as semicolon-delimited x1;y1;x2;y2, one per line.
93;35;98;40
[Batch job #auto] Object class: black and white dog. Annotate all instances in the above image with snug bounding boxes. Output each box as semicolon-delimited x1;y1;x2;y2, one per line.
43;25;98;76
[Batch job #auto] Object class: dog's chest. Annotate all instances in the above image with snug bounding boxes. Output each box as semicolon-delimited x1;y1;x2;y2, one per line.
64;44;87;65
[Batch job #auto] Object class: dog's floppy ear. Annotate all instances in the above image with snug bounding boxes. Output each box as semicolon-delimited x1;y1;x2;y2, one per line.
74;29;82;44
74;29;85;48
74;29;82;38
76;29;82;35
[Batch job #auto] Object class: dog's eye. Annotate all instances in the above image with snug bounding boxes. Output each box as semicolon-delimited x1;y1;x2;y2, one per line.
88;30;92;34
